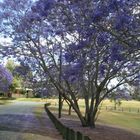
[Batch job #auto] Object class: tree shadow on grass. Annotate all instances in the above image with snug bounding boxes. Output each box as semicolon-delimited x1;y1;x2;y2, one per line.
0;97;16;100
0;103;7;105
0;97;16;105
0;114;60;138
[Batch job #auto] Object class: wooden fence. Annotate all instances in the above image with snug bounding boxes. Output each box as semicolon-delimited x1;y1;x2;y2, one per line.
101;106;140;113
44;103;91;140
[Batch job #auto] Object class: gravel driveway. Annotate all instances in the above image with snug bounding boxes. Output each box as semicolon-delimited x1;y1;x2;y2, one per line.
0;101;62;140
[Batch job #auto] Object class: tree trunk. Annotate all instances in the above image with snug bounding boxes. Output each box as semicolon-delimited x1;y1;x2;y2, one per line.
68;105;72;115
71;104;87;126
58;92;62;118
85;112;96;128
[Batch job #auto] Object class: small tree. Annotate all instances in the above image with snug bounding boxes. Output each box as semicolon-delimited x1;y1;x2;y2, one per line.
131;86;140;101
109;88;131;110
5;59;24;95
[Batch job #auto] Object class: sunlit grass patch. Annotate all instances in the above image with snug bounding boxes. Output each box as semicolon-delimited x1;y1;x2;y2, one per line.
47;99;140;135
0;131;55;140
97;110;140;134
0;97;16;100
33;106;47;126
16;98;48;102
33;106;44;117
0;97;13;105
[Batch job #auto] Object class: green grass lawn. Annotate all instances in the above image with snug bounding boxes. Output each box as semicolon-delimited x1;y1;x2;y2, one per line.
97;110;140;134
46;99;140;135
0;97;14;105
16;97;48;102
1;97;139;134
0;97;48;104
0;100;9;105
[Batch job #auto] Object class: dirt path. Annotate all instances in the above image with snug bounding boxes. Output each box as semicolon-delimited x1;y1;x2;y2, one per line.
0;101;62;140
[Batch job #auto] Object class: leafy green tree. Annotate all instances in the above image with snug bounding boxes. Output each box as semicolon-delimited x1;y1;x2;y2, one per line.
5;59;16;73
131;86;140;101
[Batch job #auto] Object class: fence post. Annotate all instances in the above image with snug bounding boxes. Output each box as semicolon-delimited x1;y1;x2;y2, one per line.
70;129;76;140
138;108;139;113
77;131;83;140
84;136;91;140
66;127;69;140
45;104;92;140
62;126;66;139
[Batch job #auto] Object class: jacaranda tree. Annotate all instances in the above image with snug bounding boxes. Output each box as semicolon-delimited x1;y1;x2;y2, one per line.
0;0;140;127
0;64;13;92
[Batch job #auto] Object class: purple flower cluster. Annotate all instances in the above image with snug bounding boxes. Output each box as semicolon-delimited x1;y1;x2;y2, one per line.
64;52;75;63
114;14;132;31
31;0;55;17
0;65;13;92
108;0;125;12
68;41;87;51
63;62;84;83
97;32;110;46
110;44;125;62
14;63;30;77
0;0;139;102
92;5;109;22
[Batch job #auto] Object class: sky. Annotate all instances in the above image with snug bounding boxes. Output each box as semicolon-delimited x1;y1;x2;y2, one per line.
0;36;18;65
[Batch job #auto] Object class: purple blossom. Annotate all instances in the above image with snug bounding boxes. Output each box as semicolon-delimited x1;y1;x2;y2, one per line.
0;0;139;127
76;42;87;50
114;14;132;31
69;41;87;51
108;0;125;12
97;32;110;46
103;56;109;63
99;64;106;76
64;52;75;63
111;44;120;53
63;62;84;83
40;46;47;54
14;63;30;77
92;9;103;22
89;49;96;59
111;53;124;62
27;13;42;23
80;28;96;39
55;30;64;35
92;6;109;22
132;76;140;86
0;65;13;92
110;44;125;62
32;0;55;17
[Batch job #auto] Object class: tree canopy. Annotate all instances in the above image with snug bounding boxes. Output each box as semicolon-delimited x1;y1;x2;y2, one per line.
0;0;139;127
0;64;13;92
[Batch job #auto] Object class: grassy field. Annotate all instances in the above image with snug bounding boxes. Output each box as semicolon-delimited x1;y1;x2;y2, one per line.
1;97;140;134
97;110;140;134
47;99;140;112
16;97;48;102
46;99;140;135
0;97;13;105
